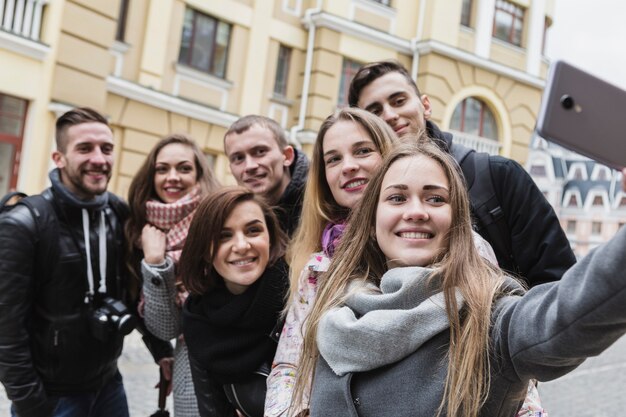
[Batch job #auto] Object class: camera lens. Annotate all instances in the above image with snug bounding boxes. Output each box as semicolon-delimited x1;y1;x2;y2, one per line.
560;95;574;110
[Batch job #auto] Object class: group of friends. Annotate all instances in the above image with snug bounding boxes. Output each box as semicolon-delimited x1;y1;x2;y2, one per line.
1;60;626;417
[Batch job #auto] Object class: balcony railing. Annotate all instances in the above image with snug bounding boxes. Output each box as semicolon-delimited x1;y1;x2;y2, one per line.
0;0;47;41
449;129;502;155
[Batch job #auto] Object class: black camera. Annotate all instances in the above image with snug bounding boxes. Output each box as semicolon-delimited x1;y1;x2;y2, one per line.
90;297;137;341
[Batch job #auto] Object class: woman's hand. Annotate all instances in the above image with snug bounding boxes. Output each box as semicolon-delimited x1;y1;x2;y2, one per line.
622;168;626;192
157;357;174;396
142;224;167;265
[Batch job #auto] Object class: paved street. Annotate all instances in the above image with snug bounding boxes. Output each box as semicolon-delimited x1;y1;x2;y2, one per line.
2;332;626;416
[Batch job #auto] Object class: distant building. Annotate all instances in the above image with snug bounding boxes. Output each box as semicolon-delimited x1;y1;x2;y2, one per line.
526;135;625;257
1;0;556;199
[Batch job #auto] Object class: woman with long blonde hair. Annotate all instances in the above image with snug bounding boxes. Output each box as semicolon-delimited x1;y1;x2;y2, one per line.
265;110;521;417
297;140;626;417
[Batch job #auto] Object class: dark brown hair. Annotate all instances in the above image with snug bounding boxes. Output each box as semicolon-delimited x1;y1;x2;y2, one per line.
348;60;421;108
224;115;289;150
180;186;287;296
55;107;110;153
124;134;220;285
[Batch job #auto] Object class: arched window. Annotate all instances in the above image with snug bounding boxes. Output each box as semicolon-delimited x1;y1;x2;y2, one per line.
450;97;498;140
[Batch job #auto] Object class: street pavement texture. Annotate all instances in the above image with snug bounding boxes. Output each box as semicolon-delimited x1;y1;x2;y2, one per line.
1;332;625;416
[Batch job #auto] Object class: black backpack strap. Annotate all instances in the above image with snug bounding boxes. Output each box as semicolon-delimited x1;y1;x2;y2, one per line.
15;190;60;283
466;152;516;272
450;141;517;273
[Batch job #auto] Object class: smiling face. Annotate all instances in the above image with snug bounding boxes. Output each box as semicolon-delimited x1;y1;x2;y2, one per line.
224;124;295;205
357;72;432;138
153;143;198;203
52;122;114;200
213;200;271;295
375;155;452;268
323;120;383;210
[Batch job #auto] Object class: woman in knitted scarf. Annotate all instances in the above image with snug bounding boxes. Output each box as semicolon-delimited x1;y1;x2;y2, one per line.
296;140;626;417
179;187;288;417
125;134;219;417
265;109;544;417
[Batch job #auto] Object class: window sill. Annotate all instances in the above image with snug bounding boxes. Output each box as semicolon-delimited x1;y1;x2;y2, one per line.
173;63;233;90
270;94;294;106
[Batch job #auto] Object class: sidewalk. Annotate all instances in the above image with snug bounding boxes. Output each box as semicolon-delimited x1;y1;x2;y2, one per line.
0;330;172;416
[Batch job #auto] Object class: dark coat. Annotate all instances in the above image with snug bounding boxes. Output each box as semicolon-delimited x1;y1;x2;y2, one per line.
276;148;309;237
0;188;129;417
427;121;576;287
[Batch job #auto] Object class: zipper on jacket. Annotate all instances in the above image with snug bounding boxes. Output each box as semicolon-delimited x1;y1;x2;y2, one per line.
53;330;59;346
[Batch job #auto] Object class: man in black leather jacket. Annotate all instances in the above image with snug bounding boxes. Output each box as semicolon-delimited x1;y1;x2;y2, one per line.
349;60;576;288
0;108;168;417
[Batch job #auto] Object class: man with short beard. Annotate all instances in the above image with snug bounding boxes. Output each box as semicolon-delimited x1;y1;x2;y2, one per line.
224;115;309;237
0;108;166;417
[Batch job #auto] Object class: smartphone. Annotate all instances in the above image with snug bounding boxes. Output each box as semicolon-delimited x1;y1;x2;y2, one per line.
535;60;626;170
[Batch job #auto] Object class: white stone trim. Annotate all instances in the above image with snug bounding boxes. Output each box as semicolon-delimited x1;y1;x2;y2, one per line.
268;102;289;128
584;188;610;212
110;41;130;78
307;11;410;53
415;39;544;88
295;129;317;145
0;29;48;60
562;188;582;209
590;164;612;181
348;0;396;34
308;12;545;89
566;162;588;181
282;0;302;16
172;63;232;111
106;76;238;128
525;0;545;77
474;0;496;58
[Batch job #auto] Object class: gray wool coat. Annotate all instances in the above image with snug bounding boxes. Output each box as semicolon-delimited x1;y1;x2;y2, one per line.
310;226;626;417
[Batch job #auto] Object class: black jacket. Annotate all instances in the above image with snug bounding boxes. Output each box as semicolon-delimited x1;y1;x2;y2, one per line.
276;148;309;237
427;121;576;286
0;184;133;417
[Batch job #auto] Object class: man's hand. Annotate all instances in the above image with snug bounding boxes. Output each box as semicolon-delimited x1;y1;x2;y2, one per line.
142;225;167;265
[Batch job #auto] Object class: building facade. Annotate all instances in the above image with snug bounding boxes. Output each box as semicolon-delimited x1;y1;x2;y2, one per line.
526;136;626;258
0;0;554;199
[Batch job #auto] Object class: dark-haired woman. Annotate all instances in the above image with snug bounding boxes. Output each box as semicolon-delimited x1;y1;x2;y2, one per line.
126;134;219;417
181;187;289;417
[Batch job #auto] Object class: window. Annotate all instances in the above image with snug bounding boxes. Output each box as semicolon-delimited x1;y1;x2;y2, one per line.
178;8;231;78
461;0;473;27
0;94;28;196
273;45;292;97
618;196;626;208
450;97;498;140
566;220;576;234
337;58;362;107
591;195;604;207
529;164;546;176
493;0;524;46
591;221;602;235
116;0;130;42
566;194;578;207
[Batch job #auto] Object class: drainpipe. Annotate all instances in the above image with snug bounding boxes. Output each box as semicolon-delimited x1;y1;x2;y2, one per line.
410;0;428;81
290;0;323;146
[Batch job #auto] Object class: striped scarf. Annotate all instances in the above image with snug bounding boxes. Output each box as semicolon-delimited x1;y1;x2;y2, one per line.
145;186;201;264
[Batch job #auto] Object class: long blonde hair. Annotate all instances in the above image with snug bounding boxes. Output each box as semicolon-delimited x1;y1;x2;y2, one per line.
294;140;507;417
286;108;395;299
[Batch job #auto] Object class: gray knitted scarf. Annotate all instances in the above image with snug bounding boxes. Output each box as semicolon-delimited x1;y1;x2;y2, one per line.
317;266;464;376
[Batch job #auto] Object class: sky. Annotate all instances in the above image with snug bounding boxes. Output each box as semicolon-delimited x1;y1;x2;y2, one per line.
546;0;626;90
